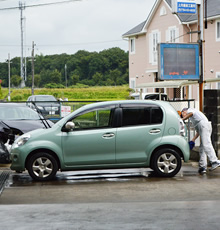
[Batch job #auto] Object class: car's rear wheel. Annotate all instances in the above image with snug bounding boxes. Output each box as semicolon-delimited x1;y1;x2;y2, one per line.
152;148;182;177
27;152;58;181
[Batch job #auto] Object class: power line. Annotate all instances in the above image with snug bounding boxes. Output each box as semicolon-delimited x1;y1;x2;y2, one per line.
0;0;81;10
0;39;125;48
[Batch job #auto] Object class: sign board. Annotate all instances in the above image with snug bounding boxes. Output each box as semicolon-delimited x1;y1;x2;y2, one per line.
177;1;196;14
61;106;71;117
158;43;200;81
172;0;199;14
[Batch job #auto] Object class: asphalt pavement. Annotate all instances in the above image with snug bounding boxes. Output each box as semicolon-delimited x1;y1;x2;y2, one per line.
1;161;220;230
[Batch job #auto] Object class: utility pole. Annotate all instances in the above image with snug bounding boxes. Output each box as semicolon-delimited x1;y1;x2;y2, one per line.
197;0;204;112
31;41;35;95
7;53;11;101
65;64;67;87
19;1;25;87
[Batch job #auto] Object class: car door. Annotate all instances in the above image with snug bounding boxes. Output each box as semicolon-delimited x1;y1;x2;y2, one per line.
62;106;116;166
116;104;164;163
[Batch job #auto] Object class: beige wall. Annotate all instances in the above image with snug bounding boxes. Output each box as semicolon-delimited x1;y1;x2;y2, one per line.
128;0;220;101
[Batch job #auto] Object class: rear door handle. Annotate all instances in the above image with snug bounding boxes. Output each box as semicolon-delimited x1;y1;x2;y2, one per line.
149;129;161;134
102;133;115;139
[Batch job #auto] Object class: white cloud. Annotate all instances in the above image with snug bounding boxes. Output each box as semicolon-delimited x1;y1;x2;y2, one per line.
0;0;155;61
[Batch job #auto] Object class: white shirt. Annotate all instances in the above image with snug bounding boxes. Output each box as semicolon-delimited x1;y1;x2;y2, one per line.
187;108;208;127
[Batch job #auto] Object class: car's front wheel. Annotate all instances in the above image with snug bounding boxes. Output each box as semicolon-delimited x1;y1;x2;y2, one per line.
27;152;58;181
152;148;182;177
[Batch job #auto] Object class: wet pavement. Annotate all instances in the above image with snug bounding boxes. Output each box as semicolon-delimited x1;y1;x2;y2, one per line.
1;163;220;229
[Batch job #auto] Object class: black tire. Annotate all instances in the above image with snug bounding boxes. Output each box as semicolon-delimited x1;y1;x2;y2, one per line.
27;152;58;181
151;148;182;177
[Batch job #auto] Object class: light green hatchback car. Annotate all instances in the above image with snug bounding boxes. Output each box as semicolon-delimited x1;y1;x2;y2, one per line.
10;100;190;181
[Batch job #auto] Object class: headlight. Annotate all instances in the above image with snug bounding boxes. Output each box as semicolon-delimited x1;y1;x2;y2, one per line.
12;133;31;148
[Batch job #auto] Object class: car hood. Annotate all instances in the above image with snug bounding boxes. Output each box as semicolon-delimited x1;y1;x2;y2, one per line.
1;120;53;134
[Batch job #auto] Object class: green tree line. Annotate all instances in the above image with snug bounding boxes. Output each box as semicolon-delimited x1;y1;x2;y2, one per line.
0;47;128;88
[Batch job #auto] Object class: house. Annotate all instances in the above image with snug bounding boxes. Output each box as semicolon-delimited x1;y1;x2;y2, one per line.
122;0;220;102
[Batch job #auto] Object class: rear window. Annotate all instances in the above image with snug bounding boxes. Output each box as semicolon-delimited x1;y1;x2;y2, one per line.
122;106;163;127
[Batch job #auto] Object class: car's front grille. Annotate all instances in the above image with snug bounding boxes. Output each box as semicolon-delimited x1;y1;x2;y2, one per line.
45;107;59;111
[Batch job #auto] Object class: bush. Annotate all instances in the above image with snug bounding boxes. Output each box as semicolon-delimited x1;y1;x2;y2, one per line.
44;83;65;88
11;94;23;101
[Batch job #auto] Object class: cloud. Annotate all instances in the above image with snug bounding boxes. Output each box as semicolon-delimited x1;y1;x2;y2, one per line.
0;0;155;61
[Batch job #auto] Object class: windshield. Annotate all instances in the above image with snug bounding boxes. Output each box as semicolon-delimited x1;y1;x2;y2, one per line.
35;96;56;101
0;106;41;120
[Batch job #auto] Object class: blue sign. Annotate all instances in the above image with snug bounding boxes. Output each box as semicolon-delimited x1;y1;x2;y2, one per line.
158;43;200;81
177;2;197;14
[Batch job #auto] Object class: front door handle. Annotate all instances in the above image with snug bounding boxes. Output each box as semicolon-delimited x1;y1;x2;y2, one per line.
102;133;115;139
149;129;161;134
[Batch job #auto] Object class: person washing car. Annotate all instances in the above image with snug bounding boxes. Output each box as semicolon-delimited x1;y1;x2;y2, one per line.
181;108;220;174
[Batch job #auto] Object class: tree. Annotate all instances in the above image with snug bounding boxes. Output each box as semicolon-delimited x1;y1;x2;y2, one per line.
11;75;22;87
92;72;103;85
109;69;121;86
50;69;61;84
0;47;129;88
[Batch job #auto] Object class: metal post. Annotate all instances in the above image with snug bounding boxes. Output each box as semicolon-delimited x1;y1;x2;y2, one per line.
8;53;11;101
65;64;67;88
197;2;204;112
32;41;35;95
19;1;26;87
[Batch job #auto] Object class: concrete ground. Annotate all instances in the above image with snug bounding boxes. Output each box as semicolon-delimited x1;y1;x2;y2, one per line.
1;161;220;230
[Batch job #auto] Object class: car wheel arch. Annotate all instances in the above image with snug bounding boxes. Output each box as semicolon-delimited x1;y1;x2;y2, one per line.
149;144;183;169
25;149;61;170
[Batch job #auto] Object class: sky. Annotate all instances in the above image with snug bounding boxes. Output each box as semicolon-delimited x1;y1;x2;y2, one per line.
0;0;156;62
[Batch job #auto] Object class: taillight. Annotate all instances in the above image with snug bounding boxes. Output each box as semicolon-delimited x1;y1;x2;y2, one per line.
179;118;186;137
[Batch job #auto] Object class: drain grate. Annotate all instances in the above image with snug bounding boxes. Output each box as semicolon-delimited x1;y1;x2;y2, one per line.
0;170;10;195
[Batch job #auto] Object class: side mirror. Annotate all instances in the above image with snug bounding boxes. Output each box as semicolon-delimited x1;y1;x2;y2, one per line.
65;122;75;131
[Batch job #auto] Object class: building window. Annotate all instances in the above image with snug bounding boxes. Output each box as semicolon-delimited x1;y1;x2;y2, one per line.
217;72;220;89
166;26;179;43
217;21;220;41
152;32;158;63
130;78;136;89
130;38;135;54
160;6;167;16
149;30;160;65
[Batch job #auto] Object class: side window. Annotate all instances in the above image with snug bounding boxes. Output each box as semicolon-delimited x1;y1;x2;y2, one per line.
151;107;163;124
71;108;113;130
122;106;163;127
122;107;151;126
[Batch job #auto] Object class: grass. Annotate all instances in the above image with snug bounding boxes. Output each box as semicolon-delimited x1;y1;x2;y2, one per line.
1;86;132;101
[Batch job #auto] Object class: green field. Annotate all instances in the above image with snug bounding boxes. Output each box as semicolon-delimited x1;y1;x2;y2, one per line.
1;86;132;101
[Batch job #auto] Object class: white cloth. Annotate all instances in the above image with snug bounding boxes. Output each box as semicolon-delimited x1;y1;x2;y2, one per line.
186;108;218;168
197;121;218;168
187;108;208;128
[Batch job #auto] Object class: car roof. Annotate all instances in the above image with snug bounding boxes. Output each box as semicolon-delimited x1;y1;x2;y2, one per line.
34;95;55;97
0;103;27;107
73;100;170;112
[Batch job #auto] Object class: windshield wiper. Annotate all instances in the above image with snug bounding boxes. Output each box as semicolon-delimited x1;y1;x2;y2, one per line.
30;102;51;129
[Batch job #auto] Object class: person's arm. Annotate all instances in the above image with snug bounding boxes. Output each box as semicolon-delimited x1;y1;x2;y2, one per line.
182;112;193;121
192;132;199;142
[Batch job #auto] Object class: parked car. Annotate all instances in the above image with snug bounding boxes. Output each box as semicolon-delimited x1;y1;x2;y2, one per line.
0;103;53;163
26;95;60;117
131;92;168;100
10;100;190;181
0;103;54;143
144;93;168;101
